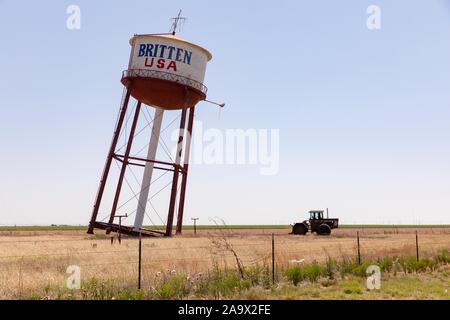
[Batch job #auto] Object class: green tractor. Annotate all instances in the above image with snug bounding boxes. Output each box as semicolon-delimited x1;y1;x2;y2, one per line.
292;210;339;236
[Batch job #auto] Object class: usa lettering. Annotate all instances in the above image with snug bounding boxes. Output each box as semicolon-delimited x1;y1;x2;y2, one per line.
138;43;192;72
144;58;177;71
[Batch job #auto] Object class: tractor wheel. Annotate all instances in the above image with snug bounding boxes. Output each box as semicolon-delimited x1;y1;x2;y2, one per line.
292;223;308;235
317;224;331;236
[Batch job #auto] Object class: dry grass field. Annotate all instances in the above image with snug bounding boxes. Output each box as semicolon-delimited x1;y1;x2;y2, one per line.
0;226;449;299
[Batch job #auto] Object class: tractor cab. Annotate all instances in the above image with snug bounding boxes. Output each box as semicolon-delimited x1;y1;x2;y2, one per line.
309;210;324;220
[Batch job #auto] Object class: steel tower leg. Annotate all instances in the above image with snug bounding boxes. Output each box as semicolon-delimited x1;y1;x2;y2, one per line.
176;106;196;235
165;108;188;236
88;89;132;234
133;108;165;231
107;102;142;230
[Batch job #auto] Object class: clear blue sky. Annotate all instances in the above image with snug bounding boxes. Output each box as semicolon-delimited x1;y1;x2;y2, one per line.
1;0;450;225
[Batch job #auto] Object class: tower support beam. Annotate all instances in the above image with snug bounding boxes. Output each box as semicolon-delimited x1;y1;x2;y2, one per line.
88;89;132;234
133;108;165;231
107;102;142;229
176;106;196;235
166;107;188;236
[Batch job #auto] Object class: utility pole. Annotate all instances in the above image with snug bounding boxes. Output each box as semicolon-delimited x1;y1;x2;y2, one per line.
115;214;128;244
191;217;199;235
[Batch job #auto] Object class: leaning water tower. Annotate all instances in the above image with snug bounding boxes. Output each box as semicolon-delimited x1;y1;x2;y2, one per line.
87;16;214;237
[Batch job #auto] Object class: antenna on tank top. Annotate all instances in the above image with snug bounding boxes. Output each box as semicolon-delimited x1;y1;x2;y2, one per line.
170;9;187;35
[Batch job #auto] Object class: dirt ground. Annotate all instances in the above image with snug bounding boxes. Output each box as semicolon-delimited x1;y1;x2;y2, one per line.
0;227;449;299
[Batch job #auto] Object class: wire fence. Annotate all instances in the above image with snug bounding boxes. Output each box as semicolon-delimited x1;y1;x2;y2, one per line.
0;230;449;298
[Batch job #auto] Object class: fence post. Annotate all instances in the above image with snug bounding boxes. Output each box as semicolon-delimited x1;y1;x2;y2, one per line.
357;231;361;264
138;233;142;290
18;257;23;299
416;230;419;261
272;233;275;284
